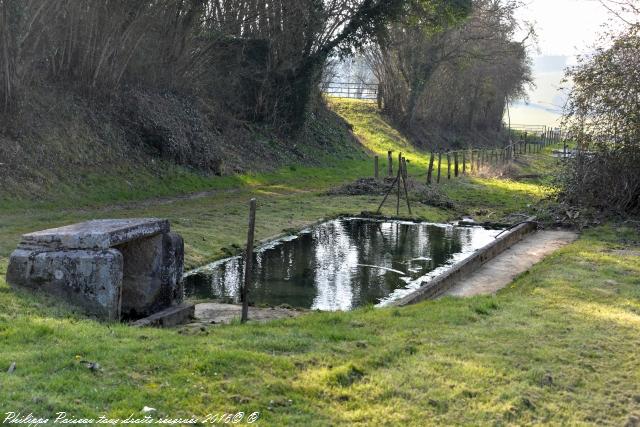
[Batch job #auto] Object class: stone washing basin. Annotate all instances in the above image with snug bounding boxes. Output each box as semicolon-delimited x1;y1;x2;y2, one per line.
6;218;184;321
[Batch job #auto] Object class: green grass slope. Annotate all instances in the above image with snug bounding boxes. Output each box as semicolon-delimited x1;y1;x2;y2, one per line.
0;99;638;425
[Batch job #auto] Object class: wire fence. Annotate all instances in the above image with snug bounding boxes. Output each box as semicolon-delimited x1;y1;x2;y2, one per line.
370;126;567;185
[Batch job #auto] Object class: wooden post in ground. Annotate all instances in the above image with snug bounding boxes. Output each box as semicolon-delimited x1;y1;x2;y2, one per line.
454;152;459;177
396;153;402;215
402;157;408;181
447;152;451;179
462;152;466;175
400;159;412;215
470;150;475;173
374;156;379;179
437;152;442;183
427;152;435;185
387;150;393;177
242;198;257;323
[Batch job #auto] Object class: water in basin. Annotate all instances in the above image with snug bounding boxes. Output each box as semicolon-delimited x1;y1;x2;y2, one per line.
184;218;501;310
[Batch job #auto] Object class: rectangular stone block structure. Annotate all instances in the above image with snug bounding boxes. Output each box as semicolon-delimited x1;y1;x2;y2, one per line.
6;219;184;321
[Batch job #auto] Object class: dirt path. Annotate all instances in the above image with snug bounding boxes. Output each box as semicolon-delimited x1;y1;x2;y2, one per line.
444;230;579;297
65;185;314;215
186;302;305;327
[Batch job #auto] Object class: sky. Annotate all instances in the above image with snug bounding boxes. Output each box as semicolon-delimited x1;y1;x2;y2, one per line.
509;0;623;126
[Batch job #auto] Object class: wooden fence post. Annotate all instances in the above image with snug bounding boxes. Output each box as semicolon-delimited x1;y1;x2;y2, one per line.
396;153;402;215
427;152;435;184
242;198;257;323
402;157;408;181
447;152;451;179
374;156;379;179
470;150;475;173
400;158;412;215
454;152;459;177
387;150;393;177
462;152;466;175
437;152;442;183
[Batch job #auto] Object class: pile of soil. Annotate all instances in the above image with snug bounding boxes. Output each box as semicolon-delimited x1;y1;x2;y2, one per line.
328;177;458;211
327;178;396;196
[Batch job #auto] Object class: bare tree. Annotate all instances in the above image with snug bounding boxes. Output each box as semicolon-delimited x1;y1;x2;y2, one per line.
368;0;531;140
561;23;640;214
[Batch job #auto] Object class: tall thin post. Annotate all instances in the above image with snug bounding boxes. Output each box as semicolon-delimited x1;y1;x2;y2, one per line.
454;152;459;177
447;152;451;179
400;160;412;215
374;156;379;179
401;157;408;181
242;198;257;323
471;150;475;173
437;152;442;183
387;150;393;177
396;153;402;215
462;152;466;175
427;152;435;185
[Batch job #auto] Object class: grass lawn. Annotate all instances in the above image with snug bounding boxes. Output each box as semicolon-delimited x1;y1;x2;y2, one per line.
0;99;638;425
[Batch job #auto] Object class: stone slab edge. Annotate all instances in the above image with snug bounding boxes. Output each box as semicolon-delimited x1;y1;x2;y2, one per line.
130;304;195;328
18;218;170;250
387;217;538;307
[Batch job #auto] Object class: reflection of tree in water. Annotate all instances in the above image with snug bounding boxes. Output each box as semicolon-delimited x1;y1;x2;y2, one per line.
184;219;489;310
311;221;359;310
338;219;469;308
184;257;243;301
250;233;317;308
